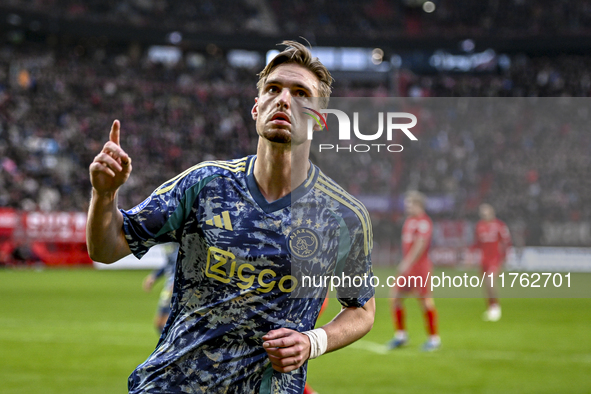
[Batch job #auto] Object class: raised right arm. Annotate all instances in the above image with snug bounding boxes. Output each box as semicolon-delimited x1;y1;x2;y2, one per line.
86;120;132;263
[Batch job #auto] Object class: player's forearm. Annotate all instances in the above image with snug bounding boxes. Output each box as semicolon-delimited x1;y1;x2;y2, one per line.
321;298;375;353
86;189;130;263
400;239;427;271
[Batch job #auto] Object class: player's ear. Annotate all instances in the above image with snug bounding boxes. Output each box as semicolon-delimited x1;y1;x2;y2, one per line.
251;98;258;120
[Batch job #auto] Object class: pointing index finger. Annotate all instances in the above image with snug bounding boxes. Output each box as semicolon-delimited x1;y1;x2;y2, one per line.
109;120;120;146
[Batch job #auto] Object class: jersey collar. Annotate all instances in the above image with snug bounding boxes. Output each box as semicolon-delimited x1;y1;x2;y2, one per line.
245;155;318;213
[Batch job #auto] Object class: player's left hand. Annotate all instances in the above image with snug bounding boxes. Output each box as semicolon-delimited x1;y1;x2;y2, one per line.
397;260;411;277
262;328;311;373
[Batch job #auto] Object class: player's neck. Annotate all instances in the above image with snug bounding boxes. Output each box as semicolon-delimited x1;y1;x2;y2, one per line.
253;141;310;202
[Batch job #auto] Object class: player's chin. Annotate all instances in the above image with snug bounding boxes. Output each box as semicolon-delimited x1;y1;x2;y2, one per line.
262;128;292;144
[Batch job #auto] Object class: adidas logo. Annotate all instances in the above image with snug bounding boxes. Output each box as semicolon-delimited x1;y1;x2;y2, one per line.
206;211;233;231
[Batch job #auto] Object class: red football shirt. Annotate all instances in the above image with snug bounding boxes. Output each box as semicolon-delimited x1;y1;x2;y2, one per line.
401;213;433;272
474;219;511;265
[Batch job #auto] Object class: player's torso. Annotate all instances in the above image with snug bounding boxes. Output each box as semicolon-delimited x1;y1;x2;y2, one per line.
159;157;359;353
176;173;343;311
401;214;432;258
188;181;296;299
476;220;502;244
133;160;344;392
129;157;373;393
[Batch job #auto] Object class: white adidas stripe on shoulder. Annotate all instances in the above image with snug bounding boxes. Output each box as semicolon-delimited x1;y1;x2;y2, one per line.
155;158;247;195
314;173;373;255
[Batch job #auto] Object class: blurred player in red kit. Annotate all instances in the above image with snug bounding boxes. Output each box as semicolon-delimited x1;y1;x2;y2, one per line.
474;203;511;322
388;191;440;351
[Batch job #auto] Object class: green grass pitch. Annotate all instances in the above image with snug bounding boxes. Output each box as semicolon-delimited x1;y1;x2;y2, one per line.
1;268;590;393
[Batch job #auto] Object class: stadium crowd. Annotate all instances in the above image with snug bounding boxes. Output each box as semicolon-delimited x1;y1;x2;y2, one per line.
4;0;591;38
1;41;590;246
0;42;259;212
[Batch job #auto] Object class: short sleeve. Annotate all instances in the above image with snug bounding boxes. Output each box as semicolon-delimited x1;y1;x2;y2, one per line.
416;219;432;240
122;167;222;259
121;182;185;259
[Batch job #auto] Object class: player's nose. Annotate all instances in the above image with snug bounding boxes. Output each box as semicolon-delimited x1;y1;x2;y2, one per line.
276;88;291;109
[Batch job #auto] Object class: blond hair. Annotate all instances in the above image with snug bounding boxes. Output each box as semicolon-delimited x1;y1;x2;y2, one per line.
405;190;426;208
257;40;333;108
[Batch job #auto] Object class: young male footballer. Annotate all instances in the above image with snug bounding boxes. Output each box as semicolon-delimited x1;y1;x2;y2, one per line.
388;191;440;351
474;203;511;321
87;41;375;393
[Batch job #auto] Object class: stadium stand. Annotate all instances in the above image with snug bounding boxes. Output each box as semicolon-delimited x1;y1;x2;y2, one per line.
2;44;589;220
4;0;591;38
1;0;590;267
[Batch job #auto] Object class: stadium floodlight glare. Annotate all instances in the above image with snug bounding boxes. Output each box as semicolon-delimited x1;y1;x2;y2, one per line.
167;31;183;45
372;48;384;64
228;50;262;69
267;47;389;71
423;1;436;13
147;46;182;66
461;39;476;52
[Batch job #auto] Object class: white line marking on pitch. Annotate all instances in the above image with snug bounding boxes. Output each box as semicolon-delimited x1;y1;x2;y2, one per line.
348;340;591;364
349;340;389;355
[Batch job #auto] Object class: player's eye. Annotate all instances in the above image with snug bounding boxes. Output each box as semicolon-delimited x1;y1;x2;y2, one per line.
295;90;308;97
268;85;280;93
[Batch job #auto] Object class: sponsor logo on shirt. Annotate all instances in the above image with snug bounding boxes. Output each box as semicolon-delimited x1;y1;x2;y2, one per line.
206;246;297;293
205;211;233;231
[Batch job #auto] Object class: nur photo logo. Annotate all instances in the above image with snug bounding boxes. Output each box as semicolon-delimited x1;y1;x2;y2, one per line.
304;107;419;153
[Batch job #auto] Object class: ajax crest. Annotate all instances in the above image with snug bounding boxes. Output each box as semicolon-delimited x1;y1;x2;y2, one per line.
288;228;320;260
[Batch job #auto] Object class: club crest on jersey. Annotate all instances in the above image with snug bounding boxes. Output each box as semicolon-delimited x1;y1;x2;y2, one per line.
288;228;320;260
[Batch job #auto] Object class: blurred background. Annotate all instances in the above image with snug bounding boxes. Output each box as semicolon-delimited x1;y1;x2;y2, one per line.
0;1;590;393
2;0;591;266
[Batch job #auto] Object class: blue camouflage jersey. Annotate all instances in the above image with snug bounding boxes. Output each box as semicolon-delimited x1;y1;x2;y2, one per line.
122;155;373;394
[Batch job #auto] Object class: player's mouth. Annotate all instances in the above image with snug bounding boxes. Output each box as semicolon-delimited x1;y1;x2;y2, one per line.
269;112;291;126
